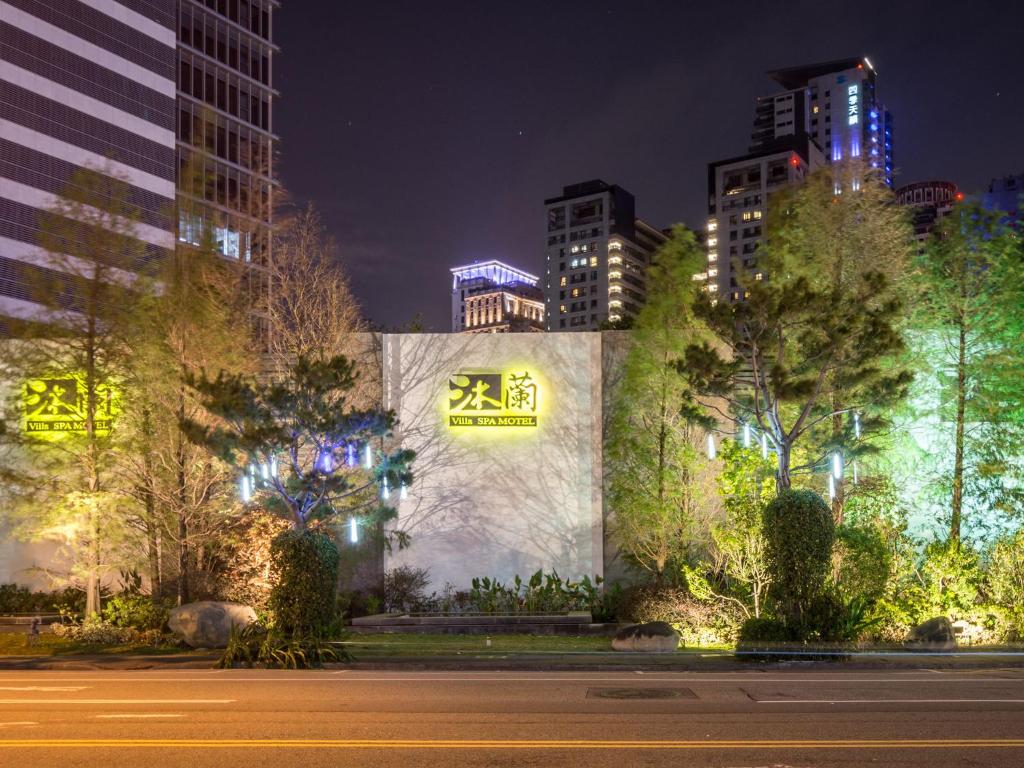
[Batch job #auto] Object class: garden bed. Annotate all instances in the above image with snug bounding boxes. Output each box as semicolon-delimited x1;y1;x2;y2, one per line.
350;610;618;636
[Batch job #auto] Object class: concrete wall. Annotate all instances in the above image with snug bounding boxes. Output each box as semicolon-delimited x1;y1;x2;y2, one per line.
381;333;605;591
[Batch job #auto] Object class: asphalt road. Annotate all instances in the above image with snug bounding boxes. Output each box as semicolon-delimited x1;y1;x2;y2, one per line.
0;667;1022;767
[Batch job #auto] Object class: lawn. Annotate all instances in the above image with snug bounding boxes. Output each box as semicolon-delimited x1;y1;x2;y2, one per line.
342;633;615;655
0;632;190;657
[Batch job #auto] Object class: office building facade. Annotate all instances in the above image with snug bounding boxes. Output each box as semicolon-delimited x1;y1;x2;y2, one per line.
544;180;666;331
175;0;276;268
700;57;894;302
450;260;544;333
895;180;960;244
0;0;178;327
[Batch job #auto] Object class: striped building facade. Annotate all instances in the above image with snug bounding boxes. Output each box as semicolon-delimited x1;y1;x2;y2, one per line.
0;0;178;326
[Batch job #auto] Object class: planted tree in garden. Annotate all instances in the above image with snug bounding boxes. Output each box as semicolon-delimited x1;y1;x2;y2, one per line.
901;202;1024;542
0;166;144;616
183;354;414;532
683;161;913;497
607;227;717;579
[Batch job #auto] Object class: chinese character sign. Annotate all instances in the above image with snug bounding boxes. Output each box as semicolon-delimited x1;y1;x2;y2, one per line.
23;376;116;437
847;83;859;126
448;371;540;427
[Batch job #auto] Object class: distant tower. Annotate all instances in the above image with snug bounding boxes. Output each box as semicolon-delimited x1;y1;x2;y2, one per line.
895;181;960;245
450;261;545;333
699;57;893;303
543;180;666;331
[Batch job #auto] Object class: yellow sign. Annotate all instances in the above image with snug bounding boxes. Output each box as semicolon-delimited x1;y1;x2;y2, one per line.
448;371;539;427
24;376;116;437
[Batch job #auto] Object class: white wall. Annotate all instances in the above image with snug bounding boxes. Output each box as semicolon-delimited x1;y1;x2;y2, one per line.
382;332;604;591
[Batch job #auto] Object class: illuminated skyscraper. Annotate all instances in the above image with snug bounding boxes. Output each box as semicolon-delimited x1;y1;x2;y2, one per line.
450;260;544;333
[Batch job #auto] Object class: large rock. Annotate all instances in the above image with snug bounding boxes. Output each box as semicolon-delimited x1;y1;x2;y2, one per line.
612;621;680;653
905;616;956;651
168;601;256;649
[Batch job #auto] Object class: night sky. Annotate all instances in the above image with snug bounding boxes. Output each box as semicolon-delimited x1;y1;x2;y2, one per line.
275;0;1024;330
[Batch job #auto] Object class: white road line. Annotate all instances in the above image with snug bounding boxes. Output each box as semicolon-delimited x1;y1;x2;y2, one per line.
94;714;183;719
0;699;233;705
0;687;88;692
759;699;1024;704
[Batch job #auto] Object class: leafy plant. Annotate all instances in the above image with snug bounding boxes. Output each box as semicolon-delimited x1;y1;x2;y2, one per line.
269;529;340;635
218;623;349;669
102;593;171;631
382;566;430;613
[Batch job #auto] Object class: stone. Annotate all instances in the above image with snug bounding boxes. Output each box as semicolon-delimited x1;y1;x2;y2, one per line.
168;601;257;649
905;616;956;651
611;621;680;653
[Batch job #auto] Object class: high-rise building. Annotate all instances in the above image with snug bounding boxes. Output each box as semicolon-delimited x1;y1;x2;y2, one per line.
982;172;1023;230
451;260;544;333
543;180;666;331
0;0;178;327
700;57;892;302
175;0;276;270
895;181;960;245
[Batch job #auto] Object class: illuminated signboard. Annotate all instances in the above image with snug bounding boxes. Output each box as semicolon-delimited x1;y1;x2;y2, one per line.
847;84;859;125
23;376;116;438
448;371;539;427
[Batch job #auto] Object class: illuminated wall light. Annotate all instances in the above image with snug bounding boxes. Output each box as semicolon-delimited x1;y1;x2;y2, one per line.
349;517;358;544
364;443;373;469
706;434;716;460
832;452;843;480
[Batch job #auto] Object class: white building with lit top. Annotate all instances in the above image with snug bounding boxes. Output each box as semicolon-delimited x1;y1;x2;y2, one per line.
450;260;545;333
698;56;894;303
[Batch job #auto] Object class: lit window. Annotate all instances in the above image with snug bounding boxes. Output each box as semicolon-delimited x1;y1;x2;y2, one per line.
708;284;719;293
559;305;566;314
742;211;752;222
813;105;819;114
707;220;718;232
707;237;717;247
608;240;622;251
589;256;598;267
608;270;622;279
608;285;622;293
559;276;567;287
608;255;622;265
581;244;588;252
752;210;762;220
608;299;622;308
708;268;718;277
708;251;718;263
755;272;763;281
571;245;580;254
571;288;581;298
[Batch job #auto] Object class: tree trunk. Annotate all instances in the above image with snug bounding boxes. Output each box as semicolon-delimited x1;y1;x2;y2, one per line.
175;386;190;605
775;440;792;492
951;322;967;545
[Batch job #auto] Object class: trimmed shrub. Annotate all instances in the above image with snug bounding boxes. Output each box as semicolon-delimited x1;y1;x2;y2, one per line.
833;523;890;602
102;593;172;631
269;529;340;636
763;489;835;629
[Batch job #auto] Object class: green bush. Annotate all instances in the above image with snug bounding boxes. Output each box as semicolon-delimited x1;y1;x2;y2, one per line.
269;529;340;636
218;623;349;669
620;584;741;646
0;584;85;615
763;489;835;630
737;616;792;644
833;523;891;602
102;593;171;631
987;530;1024;639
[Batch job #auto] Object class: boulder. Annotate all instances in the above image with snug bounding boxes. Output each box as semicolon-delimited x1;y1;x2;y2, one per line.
168;601;256;649
612;621;680;653
905;616;956;651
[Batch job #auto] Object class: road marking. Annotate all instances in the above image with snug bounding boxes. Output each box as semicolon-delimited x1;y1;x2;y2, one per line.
0;687;88;692
0;699;233;705
760;699;1024;704
94;715;183;719
0;738;1023;750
